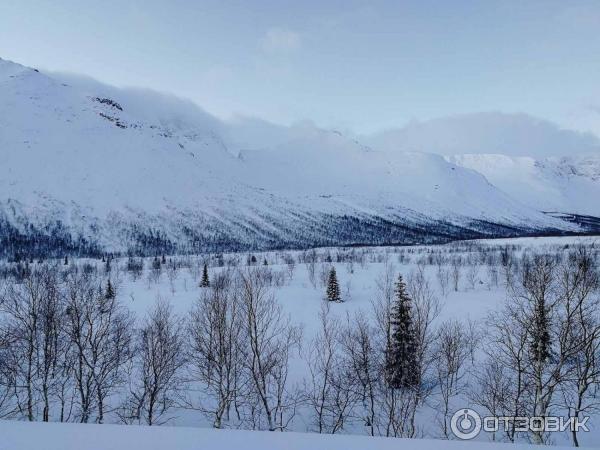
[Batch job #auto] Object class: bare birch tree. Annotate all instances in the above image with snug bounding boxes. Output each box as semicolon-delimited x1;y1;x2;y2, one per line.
65;273;133;423
186;270;245;428
121;299;185;425
238;267;302;431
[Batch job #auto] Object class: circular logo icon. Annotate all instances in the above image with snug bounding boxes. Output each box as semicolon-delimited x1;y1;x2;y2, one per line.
451;408;482;440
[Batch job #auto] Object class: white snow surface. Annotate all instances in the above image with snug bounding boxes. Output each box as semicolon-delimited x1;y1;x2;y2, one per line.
0;421;589;450
0;57;581;250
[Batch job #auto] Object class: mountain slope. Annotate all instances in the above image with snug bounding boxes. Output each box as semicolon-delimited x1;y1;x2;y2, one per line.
0;57;580;258
447;154;600;217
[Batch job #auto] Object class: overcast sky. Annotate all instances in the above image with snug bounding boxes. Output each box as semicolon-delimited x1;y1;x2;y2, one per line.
1;0;600;136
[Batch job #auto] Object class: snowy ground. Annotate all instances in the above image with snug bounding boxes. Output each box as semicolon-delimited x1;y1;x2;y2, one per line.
0;421;591;450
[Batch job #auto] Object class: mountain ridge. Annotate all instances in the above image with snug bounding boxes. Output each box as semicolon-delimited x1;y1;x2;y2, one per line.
0;57;590;259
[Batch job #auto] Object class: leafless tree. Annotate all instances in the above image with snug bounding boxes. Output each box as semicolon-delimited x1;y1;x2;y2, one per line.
0;266;75;422
485;253;585;443
500;245;515;288
65;273;134;423
486;263;499;289
466;264;479;290
186;270;245;428
339;312;378;436
436;264;451;297
450;258;461;292
470;359;512;442
483;297;531;442
0;266;66;421
0;328;14;418
166;261;178;294
304;250;318;288
0;271;45;421
35;269;70;422
238;267;302;431
318;263;332;289
281;253;296;280
120;299;185;425
402;267;441;436
558;246;600;447
433;319;477;438
305;302;356;434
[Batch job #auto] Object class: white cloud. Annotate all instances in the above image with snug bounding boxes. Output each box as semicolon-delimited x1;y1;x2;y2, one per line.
260;28;301;53
365;112;600;158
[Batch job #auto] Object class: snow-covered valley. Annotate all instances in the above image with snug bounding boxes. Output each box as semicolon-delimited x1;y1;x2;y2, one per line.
1;236;600;448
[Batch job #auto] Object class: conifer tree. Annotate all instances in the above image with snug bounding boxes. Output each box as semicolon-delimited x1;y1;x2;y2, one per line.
326;267;341;302
386;274;419;389
105;279;115;300
64;255;69;265
200;263;210;287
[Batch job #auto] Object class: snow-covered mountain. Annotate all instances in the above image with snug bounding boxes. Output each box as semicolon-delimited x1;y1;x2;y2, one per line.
0;57;586;258
447;154;600;217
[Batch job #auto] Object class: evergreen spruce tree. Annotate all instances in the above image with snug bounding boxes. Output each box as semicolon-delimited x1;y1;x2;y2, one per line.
326;267;341;302
386;274;419;389
64;255;69;265
200;263;210;287
105;279;115;300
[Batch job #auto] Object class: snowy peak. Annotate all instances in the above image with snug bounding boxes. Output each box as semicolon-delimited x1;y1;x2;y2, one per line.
0;58;241;215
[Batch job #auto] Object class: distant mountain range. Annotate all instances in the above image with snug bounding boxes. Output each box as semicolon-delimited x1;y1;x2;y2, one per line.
1;57;598;259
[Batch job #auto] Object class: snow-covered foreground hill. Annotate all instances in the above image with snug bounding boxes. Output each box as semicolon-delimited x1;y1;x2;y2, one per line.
0;57;591;259
0;421;588;450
